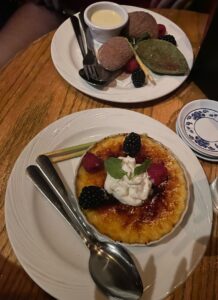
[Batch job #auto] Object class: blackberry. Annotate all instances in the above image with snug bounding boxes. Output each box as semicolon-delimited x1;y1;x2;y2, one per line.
159;34;177;46
123;132;141;157
131;68;145;88
79;186;110;209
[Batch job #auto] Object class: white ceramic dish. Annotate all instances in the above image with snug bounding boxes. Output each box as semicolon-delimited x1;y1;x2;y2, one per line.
84;1;128;42
177;99;218;158
176;119;218;163
74;133;190;246
5;108;212;300
51;5;194;103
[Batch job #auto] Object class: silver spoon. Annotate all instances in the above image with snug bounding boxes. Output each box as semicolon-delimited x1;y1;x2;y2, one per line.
210;177;218;213
26;155;143;300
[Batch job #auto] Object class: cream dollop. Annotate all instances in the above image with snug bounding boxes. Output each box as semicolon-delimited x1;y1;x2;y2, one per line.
90;9;123;28
104;156;152;206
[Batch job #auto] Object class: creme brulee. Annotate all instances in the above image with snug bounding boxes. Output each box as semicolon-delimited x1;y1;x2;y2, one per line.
90;9;123;27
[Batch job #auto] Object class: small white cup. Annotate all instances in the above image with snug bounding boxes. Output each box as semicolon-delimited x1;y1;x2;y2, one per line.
84;1;128;43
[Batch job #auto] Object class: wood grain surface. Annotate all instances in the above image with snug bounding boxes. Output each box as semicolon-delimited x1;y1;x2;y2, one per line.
0;8;217;300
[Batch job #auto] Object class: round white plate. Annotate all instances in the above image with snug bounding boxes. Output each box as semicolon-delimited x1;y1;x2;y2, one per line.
5;108;212;300
176;119;218;162
51;6;193;103
177;99;218;158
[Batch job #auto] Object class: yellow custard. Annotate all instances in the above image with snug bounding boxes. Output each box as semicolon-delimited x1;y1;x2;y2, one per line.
91;9;123;27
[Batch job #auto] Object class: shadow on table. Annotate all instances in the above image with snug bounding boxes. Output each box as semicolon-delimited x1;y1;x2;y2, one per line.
189;1;218;100
0;253;54;300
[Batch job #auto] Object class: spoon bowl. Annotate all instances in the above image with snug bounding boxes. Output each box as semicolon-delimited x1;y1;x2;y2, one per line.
89;242;143;300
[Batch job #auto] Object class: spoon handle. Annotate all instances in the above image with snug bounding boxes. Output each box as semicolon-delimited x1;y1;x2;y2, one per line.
36;155;73;208
36;155;98;238
26;163;96;248
36;155;78;213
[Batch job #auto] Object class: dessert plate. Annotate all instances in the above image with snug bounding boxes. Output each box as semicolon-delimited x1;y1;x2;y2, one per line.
177;99;218;158
51;6;194;103
5;108;212;300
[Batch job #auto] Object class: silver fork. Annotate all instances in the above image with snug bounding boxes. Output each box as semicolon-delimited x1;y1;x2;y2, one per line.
70;15;99;80
78;12;99;80
82;35;99;80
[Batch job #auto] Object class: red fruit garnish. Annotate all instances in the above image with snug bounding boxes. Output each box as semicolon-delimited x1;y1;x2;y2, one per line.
158;24;166;37
124;57;139;74
147;162;168;186
81;152;103;173
135;153;146;164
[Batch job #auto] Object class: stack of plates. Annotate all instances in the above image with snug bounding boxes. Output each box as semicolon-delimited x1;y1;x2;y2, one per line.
176;99;218;162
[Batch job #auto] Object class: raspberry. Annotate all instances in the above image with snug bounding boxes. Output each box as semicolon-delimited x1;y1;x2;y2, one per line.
158;24;166;37
131;68;146;88
135;153;146;164
159;34;177;46
81;152;103;173
79;186;111;209
124;57;139;73
147;163;168;186
123;132;141;157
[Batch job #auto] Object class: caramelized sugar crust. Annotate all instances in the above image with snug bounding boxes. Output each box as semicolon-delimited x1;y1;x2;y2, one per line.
75;134;188;244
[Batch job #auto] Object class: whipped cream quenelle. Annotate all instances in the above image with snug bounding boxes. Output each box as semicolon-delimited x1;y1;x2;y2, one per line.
104;156;152;206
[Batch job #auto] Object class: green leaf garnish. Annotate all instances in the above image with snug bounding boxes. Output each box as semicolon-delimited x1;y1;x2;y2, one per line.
127;32;150;46
134;159;151;176
135;32;150;44
104;157;127;179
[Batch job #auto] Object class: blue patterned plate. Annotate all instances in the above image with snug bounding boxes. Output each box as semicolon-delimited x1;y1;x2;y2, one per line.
176;120;218;162
177;99;218;158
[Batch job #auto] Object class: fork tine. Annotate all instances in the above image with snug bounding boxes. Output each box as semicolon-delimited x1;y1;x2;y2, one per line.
86;65;98;80
90;65;99;79
83;66;90;80
87;66;95;79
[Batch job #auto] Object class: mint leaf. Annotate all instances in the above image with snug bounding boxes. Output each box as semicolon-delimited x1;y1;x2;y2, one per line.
134;159;151;176
104;157;127;179
135;32;150;44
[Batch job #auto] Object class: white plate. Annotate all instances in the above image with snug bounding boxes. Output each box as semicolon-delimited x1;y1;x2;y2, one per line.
177;99;218;158
176;120;218;162
51;6;193;103
5;108;212;300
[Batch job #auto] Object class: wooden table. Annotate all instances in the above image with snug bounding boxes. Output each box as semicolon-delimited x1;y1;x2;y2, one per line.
0;8;217;300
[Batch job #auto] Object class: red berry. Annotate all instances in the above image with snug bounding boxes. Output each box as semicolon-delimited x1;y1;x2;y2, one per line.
81;152;103;173
135;153;145;164
147;163;168;186
158;24;166;37
124;57;139;74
